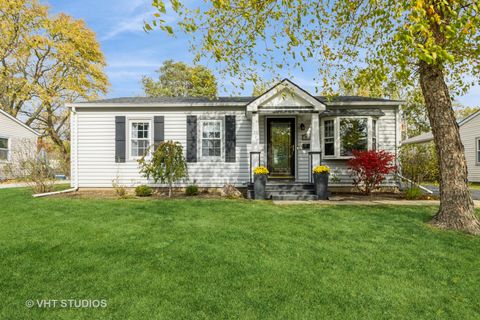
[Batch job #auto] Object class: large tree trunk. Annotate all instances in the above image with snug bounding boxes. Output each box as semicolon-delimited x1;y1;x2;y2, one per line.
419;61;480;235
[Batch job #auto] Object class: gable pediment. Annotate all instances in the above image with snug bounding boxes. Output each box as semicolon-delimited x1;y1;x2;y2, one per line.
246;79;325;116
259;88;313;108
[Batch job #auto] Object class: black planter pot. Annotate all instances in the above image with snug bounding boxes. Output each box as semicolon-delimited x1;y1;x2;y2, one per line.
314;173;329;200
254;174;267;200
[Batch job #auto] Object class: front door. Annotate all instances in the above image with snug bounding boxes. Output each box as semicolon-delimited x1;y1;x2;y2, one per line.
267;118;295;178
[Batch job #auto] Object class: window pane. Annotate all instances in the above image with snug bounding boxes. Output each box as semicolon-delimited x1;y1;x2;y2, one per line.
0;149;7;160
324;120;334;138
201;120;222;158
0;138;7;149
340;118;368;156
324;142;334;156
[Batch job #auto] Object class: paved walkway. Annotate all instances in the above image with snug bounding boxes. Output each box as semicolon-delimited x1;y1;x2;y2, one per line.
0;181;70;189
274;199;480;208
422;184;480;200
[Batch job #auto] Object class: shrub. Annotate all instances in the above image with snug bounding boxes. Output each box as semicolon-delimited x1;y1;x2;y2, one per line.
405;187;423;200
347;150;396;195
135;185;153;197
186;184;199;196
138;141;188;197
4;141;55;193
399;143;439;184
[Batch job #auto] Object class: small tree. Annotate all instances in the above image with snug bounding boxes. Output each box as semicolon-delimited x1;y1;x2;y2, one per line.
399;143;439;185
4;141;56;194
348;150;396;196
138;141;188;197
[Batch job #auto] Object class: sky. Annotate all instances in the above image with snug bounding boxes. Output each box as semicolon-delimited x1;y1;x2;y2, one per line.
45;0;479;106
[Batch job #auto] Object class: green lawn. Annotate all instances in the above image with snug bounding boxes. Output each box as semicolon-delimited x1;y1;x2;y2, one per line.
1;188;479;319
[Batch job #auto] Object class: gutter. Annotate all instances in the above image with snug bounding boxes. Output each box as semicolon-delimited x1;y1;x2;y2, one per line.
33;187;78;198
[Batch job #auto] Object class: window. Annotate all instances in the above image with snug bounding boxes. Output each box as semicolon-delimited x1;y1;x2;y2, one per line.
0;137;8;161
130;122;150;158
201;120;222;159
340;118;368;156
324;119;335;156
477;138;480;164
372;119;377;150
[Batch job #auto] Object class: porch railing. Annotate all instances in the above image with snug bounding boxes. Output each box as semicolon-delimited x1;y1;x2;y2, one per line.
249;151;261;184
308;151;322;183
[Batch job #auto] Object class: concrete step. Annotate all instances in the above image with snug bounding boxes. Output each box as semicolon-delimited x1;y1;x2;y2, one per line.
266;190;316;197
271;194;319;201
265;185;314;191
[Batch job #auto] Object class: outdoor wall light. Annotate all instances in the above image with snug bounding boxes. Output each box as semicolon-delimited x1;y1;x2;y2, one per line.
300;123;306;131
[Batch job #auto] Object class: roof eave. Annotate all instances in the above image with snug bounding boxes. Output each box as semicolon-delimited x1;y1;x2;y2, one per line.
66;102;247;108
0;110;41;136
325;101;405;106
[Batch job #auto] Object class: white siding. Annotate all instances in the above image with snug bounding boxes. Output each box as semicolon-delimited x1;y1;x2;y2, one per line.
74;107;251;188
460;114;480;182
73;105;400;188
0;112;38;179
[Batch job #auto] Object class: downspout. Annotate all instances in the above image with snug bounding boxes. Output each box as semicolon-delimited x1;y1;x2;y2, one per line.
33;187;78;198
72;106;79;189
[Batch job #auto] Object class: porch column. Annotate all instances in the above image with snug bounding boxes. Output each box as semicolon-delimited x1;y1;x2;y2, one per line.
310;112;321;167
250;112;261;180
251;112;260;150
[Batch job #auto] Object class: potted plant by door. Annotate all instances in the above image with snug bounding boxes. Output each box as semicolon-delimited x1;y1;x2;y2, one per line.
253;166;269;200
313;165;330;200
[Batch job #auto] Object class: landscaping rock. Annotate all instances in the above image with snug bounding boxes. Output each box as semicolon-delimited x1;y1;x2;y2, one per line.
220;184;243;199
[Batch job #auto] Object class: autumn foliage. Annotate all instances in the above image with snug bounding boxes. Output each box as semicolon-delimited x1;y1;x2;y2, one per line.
347;150;396;195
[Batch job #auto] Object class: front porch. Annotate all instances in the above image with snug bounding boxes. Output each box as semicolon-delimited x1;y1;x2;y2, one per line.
246;80;325;185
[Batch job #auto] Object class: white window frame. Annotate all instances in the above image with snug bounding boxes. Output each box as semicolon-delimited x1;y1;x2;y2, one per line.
199;119;223;161
128;119;152;161
0;136;9;162
476;137;480;166
322;118;336;157
321;116;377;159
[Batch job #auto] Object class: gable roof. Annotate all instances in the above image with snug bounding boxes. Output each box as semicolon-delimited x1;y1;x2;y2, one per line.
246;79;326;113
72;95;401;106
68;78;404;108
402;110;480;145
0;110;40;136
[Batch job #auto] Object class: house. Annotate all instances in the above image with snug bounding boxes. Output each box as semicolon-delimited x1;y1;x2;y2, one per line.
68;79;403;197
0;109;40;180
402;110;480;183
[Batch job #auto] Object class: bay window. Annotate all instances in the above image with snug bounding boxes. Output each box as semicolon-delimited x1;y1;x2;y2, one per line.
201;120;222;159
322;117;379;158
340;118;368;156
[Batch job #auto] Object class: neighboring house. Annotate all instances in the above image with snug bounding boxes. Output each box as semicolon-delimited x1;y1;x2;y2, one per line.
68;79;403;194
402;110;480;183
0;109;40;180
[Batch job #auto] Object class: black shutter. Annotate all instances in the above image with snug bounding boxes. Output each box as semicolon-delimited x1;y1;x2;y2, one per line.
225;115;236;162
186;115;197;162
153;116;164;150
115;116;126;163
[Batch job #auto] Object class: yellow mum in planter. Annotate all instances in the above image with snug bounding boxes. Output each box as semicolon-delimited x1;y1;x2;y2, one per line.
313;165;330;174
254;166;269;175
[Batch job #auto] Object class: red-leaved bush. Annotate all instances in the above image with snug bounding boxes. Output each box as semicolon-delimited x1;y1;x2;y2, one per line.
347;150;396;195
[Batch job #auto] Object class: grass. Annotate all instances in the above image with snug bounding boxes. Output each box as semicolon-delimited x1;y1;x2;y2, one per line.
0;188;479;319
